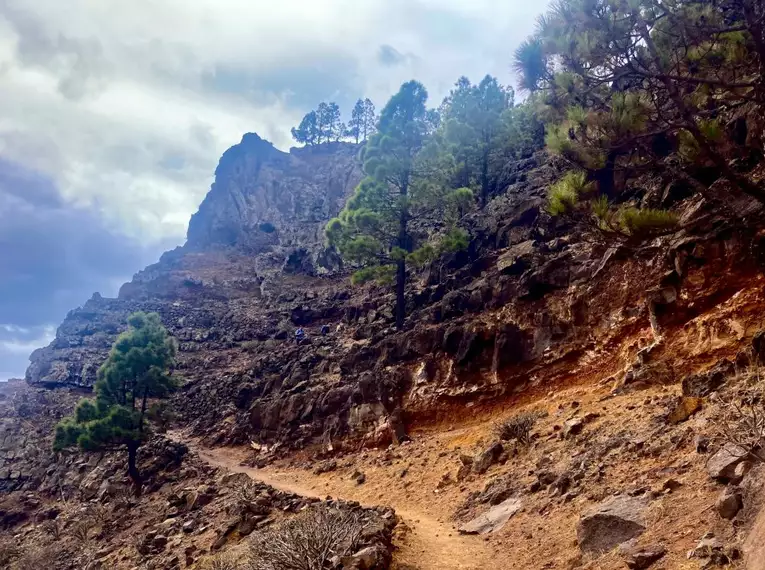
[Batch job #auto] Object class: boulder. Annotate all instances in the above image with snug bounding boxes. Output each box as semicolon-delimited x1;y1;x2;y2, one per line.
706;443;749;482
496;240;536;275
731;460;752;485
340;545;390;570
716;487;743;520
564;417;584;438
473;442;504;474
458;497;522;535
577;495;647;554
79;467;107;500
688;532;729;567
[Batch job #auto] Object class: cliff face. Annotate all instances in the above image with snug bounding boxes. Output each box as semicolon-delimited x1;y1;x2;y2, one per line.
24;131;765;453
187;135;360;262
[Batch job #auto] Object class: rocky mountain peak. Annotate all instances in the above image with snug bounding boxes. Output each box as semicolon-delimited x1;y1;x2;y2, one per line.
186;133;362;260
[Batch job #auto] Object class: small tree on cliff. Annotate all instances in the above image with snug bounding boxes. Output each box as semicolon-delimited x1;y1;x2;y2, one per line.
347;99;366;144
291;111;319;146
53;312;177;496
327;81;472;330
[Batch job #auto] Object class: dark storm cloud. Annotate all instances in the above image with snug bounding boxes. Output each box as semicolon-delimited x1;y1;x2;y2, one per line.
0;157;169;377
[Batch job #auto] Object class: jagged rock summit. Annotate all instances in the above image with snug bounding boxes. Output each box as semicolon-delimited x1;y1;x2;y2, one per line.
187;133;361;262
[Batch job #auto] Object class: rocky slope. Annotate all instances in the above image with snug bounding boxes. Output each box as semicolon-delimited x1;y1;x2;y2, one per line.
8;129;765;569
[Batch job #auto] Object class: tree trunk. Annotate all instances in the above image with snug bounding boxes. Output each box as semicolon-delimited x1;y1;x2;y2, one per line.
127;441;142;497
396;180;409;331
139;388;149;433
481;150;490;206
596;150;618;197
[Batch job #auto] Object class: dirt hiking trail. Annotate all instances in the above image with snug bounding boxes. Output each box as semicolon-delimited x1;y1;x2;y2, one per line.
186;441;494;570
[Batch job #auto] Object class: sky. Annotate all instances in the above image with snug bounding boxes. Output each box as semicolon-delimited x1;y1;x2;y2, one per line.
0;0;548;379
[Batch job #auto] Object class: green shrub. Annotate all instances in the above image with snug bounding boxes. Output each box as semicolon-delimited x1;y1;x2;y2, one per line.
351;265;396;286
547;171;593;216
619;207;679;237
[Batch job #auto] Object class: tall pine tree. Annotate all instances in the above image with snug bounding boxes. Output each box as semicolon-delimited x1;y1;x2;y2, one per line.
362;98;377;142
327;81;471;330
440;75;513;205
318;102;342;143
348;99;365;144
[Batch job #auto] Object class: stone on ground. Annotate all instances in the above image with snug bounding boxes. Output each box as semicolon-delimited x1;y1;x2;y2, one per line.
619;542;666;569
576;495;647;554
706;443;748;482
458;497;522;535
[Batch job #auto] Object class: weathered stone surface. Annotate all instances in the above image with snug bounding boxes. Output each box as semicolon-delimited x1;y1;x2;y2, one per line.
731;460;752;485
716;487;743;519
706;444;749;482
619;542;666;569
746;502;765;570
340;545;390;570
497;240;536;275
577;495;647;554
458;497;522;535
681;360;733;397
473;442;504;474
563;417;585;438
688;532;729;567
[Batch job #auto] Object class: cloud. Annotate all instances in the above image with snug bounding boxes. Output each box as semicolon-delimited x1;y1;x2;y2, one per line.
0;0;548;243
377;45;408;67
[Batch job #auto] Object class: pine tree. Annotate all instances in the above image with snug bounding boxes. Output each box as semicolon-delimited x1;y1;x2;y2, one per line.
440;75;513;205
291;111;319;146
53;312;177;496
514;0;765;203
347;99;365;144
318;102;342;143
362;98;377;142
326;81;472;330
336;122;347;142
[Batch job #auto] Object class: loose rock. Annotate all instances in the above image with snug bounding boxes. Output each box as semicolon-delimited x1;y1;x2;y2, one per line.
458;497;522;535
577;495;647;554
619;542;667;569
706;444;748;482
716;487;743;520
